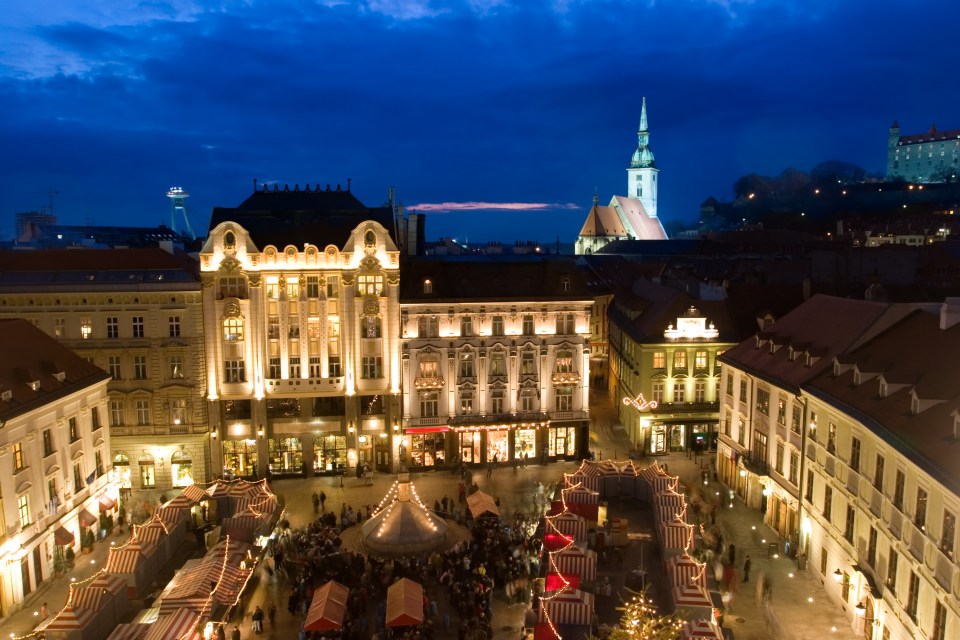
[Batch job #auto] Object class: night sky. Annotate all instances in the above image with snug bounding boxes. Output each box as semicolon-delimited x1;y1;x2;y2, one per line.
2;0;959;244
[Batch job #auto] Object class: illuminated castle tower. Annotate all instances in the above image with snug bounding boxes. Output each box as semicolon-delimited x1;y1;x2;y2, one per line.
166;187;195;240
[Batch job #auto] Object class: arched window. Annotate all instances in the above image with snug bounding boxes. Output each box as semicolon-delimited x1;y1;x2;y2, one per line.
113;453;131;489
223;317;243;341
224;231;235;249
171;450;193;487
138;453;156;489
364;230;376;247
423;279;433;294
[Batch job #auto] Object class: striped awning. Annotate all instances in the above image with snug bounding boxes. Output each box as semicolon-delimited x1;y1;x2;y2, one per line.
79;508;98;527
545;511;587;543
105;540;155;574
54;525;75;546
88;573;128;595
680;620;724;640
134;520;167;546
666;554;707;588
164;496;195;511
99;495;117;513
205;480;231;498
560;484;599;505
550;544;597;582
563;472;599;493
70;582;106;611
154;506;186;529
538;587;595;626
180;485;208;504
144;608;200;640
651;474;679;493
45;605;95;630
106;623;148;640
672;583;712;608
659;522;694;551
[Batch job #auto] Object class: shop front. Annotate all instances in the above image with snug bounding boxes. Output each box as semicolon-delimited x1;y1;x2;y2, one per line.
548;424;577;460
267;437;303;476
222;439;258;479
314;434;348;475
406;428;448;468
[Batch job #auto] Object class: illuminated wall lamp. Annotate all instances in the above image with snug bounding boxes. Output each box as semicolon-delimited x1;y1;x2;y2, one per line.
832;568;843;583
854;601;866;616
257;425;264;439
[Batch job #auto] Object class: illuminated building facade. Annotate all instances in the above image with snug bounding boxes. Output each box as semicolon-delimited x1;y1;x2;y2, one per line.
718;295;960;639
887;120;960;182
0;320;112;615
200;184;402;478
0;248;210;498
399;257;592;468
608;279;735;455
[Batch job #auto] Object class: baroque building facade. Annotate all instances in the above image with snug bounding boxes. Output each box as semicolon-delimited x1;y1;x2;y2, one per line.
0;248;209;499
200;185;403;479
398;257;592;468
0;320;112;616
718;295;959;640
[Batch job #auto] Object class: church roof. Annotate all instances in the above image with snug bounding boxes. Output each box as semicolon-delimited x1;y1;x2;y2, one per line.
611;196;668;241
577;204;627;237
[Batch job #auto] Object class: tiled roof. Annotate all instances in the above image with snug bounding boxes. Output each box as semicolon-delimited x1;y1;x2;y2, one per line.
578;205;627;237
0;248;199;289
399;256;591;302
209;186;395;249
805;308;960;494
897;124;960;145
0;320;110;421
611;196;668;241
719;295;919;393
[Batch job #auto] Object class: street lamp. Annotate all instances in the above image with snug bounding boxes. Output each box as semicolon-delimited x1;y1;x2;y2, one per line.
833;568;843;583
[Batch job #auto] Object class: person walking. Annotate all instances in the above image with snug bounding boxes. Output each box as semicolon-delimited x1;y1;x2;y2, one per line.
268;604;277;628
231;626;241;640
216;624;226;640
252;605;264;634
742;555;752;583
319;490;327;512
311;492;319;514
41;602;48;620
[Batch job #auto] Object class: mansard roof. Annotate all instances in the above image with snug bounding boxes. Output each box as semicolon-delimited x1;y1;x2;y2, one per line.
209;184;395;250
805;308;960;495
0;319;110;422
0;248;199;290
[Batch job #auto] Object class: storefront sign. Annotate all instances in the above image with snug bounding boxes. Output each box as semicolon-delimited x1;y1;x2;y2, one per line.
622;393;658;412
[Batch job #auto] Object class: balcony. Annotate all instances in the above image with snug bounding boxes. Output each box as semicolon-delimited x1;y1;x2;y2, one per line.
551;371;581;385
888;508;903;539
743;450;769;476
408;416;445;427
846;468;860;497
414;375;445;390
928;542;958;592
649;401;719;414
903;520;925;562
448;412;550;427
549;410;588;422
824;454;836;478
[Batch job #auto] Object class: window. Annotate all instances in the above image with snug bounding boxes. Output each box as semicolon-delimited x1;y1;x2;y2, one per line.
652;381;664;403
224;360;245;383
725;372;733;395
268;357;281;380
289;357;301;378
942;511;956;557
364;316;381;338
776;396;786;425
476;389;498;416
556;386;573;411
418;316;439;338
789;450;799;486
823;485;833;523
361;356;382;379
756;389;769;415
844;505;855;543
171;450;193;487
309;356;321;378
520;389;537;412
820;546;828;575
168;354;184;379
223;317;243;341
522;315;535;335
306;276;320;298
492;316;504;336
358;274;382;296
268;316;280;339
18;495;29;528
421;279;432;294
827;422;837;455
420;391;439;417
107;317;119;338
521;351;537;375
850;437;860;473
95;449;104;477
169;398;187;425
91;406;100;431
841;572;851;602
905;571;919;621
932;600;947;640
108;356;121;379
73;463;83;493
139;455;156;489
916;487;928;529
328;356;341;378
326;276;339;298
168;316;181;337
739;379;747;403
289;315;300;337
673;351;687;369
13;443;24;472
867;526;878;567
723;415;731;437
459;391;474;414
775;442;784;475
791;405;801;434
111;400;124;426
874;454;885;491
653;352;666;369
695;351;707;369
555;313;575;335
136;399;150;425
886;550;898;595
80;317;92;339
560;277;571;292
490;352;506;377
673;382;685;403
805;469;814;502
286;278;300;299
893;469;905;510
43;429;54;457
132;316;144;338
460;316;473;336
54;318;65;337
69;417;78;441
134;355;148;380
694;379;706;402
48;478;57;506
458;352;475;378
737;418;745;446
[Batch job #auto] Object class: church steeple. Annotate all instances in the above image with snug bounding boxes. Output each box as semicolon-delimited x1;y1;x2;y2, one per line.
627;97;659;218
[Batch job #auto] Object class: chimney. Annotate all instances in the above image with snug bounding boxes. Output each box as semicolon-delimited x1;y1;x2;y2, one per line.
940;297;960;330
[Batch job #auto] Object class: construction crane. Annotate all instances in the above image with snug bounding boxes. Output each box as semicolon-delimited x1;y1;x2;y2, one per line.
166;187;195;240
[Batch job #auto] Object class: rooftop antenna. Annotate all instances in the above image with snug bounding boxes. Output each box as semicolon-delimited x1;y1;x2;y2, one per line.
46;190;60;216
166;187;195;240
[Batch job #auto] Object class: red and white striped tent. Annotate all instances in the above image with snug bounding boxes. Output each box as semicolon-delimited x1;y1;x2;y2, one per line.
105;539;160;598
559;484;599;520
584;460;621;497
616;460;640;497
43;604;97;640
654;490;687;523
78;573;129;626
227;479;272;516
205;480;231;499
658;520;695;556
105;624;148;640
550;544;597;582
152;506;188;558
143;608;201;640
538;587;595;626
666;554;708;589
68;579;113;640
133;517;174;562
232;494;278;518
635;463;672;501
221;507;271;543
671;583;713;618
156;538;254;615
180;485;208;504
679;620;724;640
545;511;588;543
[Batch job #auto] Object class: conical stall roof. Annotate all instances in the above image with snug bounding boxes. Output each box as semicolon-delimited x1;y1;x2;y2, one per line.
361;480;448;556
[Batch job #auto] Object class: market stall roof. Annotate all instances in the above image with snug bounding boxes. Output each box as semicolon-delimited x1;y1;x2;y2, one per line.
386;578;424;627
465;490;500;518
304;580;349;631
360;481;448;555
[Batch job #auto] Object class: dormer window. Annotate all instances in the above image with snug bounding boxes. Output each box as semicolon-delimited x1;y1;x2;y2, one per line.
28;380;40;391
364;230;376;247
879;381;888;398
560;277;571;292
910;396;919;415
853;370;861;385
423;279;433;294
224;231;235;249
54;372;65;382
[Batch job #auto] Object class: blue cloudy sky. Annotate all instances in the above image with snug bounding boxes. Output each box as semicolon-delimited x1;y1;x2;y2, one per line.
2;0;959;243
